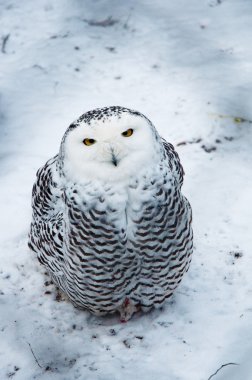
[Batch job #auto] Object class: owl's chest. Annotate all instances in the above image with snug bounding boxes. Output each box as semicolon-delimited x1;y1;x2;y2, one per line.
64;177;168;251
63;178;175;306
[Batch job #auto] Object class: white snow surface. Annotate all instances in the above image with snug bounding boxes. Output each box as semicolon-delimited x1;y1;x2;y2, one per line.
0;1;252;379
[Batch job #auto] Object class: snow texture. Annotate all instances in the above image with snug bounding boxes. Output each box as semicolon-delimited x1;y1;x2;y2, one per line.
0;0;252;379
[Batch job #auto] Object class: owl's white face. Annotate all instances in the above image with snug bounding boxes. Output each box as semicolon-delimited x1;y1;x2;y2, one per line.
63;112;161;183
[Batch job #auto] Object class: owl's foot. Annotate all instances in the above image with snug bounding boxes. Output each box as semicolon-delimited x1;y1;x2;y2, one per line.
119;298;141;322
55;288;69;302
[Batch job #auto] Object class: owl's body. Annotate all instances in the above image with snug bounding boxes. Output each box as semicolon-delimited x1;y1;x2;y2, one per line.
29;107;193;320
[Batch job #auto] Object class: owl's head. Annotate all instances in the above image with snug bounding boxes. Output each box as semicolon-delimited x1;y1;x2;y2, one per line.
60;106;162;183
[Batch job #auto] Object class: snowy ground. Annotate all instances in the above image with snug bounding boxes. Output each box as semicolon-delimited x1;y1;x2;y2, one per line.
1;0;252;379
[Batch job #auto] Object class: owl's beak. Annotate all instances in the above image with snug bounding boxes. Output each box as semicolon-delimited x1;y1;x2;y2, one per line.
111;152;118;166
102;144;119;166
110;147;118;166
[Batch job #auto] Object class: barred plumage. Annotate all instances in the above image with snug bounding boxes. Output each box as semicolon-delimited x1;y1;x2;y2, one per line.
28;106;193;321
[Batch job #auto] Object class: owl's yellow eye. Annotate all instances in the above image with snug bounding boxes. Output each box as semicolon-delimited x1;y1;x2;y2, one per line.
122;128;134;137
83;138;96;146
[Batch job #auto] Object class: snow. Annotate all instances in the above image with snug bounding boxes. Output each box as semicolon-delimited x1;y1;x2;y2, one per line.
0;0;252;379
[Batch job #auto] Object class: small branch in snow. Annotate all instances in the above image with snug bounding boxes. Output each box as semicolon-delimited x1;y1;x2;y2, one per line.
207;362;239;380
27;342;43;369
123;9;133;29
84;16;118;27
1;34;10;54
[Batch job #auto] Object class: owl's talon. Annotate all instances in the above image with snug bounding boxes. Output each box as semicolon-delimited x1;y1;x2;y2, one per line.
119;298;140;322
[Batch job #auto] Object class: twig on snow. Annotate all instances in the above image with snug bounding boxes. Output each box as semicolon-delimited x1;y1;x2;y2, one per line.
27;342;43;369
207;362;239;380
123;10;132;29
1;34;10;54
84;16;118;27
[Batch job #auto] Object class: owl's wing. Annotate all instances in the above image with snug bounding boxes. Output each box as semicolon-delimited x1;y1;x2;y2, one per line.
28;155;64;276
162;138;184;188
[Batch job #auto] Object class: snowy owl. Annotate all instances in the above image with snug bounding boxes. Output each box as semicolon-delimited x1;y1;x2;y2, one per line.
28;106;193;321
